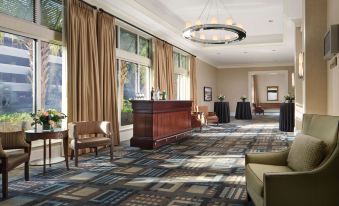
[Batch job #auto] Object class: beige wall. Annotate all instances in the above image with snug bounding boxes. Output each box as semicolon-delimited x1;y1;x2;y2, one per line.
256;74;288;103
327;0;339;116
196;59;218;111
302;0;328;114
217;66;294;113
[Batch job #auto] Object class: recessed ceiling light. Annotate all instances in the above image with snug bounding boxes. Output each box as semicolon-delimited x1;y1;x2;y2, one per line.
243;51;248;54
217;52;221;55
272;49;276;52
268;19;274;23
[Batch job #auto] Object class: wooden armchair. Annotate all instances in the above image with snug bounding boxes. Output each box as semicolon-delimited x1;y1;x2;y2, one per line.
0;131;30;198
68;121;113;167
197;106;219;125
253;103;264;115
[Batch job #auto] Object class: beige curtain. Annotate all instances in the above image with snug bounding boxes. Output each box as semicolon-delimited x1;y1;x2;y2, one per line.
66;0;102;122
190;55;197;110
153;38;175;99
97;12;120;145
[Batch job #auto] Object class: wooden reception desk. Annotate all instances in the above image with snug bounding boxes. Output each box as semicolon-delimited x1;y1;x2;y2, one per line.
130;100;192;149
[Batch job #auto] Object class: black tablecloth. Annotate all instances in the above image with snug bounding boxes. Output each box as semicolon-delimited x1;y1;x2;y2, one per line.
279;103;295;132
214;102;230;123
235;102;252;120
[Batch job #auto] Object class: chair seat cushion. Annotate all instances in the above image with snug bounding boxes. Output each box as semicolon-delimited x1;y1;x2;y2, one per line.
70;137;111;149
206;116;218;122
3;153;29;171
287;134;325;171
246;163;293;197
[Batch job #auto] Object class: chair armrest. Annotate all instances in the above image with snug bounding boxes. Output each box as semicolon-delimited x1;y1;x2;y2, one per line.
208;112;216;116
68;123;78;140
264;171;321;206
0;142;7;158
245;149;290;166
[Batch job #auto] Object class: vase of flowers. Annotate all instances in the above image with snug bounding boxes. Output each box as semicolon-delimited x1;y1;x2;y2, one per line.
218;94;225;102
240;96;247;102
31;109;66;130
284;94;295;103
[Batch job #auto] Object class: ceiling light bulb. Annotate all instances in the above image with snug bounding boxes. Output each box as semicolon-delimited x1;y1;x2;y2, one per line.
210;17;218;24
225;35;231;40
212;35;218;40
200;34;205;40
195;20;202;26
185;21;192;28
226;18;233;25
191;32;196;37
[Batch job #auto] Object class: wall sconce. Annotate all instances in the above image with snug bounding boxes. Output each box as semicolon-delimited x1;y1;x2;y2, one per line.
298;52;304;79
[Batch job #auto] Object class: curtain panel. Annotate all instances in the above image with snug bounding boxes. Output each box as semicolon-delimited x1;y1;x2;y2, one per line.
97;12;120;145
190;55;197;110
66;0;102;122
153;38;175;100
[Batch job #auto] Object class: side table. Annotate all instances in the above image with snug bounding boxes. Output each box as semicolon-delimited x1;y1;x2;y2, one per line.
25;129;69;174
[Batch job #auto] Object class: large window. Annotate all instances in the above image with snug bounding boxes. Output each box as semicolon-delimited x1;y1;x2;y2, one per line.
0;0;34;22
0;31;34;129
40;0;63;32
117;25;151;127
173;51;189;100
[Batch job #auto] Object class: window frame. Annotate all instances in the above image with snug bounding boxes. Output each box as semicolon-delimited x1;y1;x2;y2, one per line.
116;22;152;129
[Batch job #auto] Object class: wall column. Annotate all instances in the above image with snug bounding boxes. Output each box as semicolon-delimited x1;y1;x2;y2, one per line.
294;27;303;130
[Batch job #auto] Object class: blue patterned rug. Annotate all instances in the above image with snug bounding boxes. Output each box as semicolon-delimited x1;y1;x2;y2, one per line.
1;116;289;206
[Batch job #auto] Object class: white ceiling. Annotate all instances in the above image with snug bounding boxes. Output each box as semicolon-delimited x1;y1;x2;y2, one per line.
87;0;302;68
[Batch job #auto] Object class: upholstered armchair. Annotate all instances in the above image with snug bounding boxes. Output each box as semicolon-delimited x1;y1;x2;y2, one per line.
245;114;339;206
68;121;113;167
197;106;219;125
252;103;264;115
0;131;30;198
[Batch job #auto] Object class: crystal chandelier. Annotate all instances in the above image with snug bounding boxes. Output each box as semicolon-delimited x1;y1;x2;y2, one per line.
182;0;246;44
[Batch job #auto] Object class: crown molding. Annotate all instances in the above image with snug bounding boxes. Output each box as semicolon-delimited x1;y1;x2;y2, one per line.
217;62;294;69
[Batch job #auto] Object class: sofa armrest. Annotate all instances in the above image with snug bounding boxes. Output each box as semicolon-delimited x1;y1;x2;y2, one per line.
264;171;321;206
208;112;216;116
245;149;290;166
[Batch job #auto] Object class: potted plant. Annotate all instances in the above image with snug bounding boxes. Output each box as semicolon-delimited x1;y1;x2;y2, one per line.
31;109;66;130
240;96;247;102
284;94;295;103
218;94;225;102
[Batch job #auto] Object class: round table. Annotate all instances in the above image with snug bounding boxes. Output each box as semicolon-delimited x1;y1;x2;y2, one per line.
25;128;69;174
214;102;230;123
279;103;295;132
235;102;252;120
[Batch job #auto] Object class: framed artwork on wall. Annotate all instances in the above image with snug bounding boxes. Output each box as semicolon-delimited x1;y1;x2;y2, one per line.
204;87;212;101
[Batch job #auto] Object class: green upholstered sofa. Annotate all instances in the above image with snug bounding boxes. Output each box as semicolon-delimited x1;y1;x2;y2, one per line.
245;114;339;206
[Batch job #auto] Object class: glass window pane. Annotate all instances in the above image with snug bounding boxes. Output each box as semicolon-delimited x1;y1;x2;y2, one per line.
180;54;187;69
0;0;34;22
120;28;137;54
0;31;34;131
120;61;137;126
41;42;62;112
40;0;63;32
139;65;150;99
139;36;149;58
173;52;180;68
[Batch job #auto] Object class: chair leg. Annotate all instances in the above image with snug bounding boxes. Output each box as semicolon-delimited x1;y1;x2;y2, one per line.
75;149;79;167
2;171;8;199
70;149;74;160
110;144;114;161
24;161;29;181
95;147;98;157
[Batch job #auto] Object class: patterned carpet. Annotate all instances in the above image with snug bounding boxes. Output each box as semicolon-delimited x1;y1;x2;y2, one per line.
1;116;289;206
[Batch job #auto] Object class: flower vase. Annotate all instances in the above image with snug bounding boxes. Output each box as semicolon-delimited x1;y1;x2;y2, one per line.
43;123;51;130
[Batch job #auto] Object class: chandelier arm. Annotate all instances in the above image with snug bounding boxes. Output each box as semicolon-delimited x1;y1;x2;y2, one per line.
198;0;211;21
